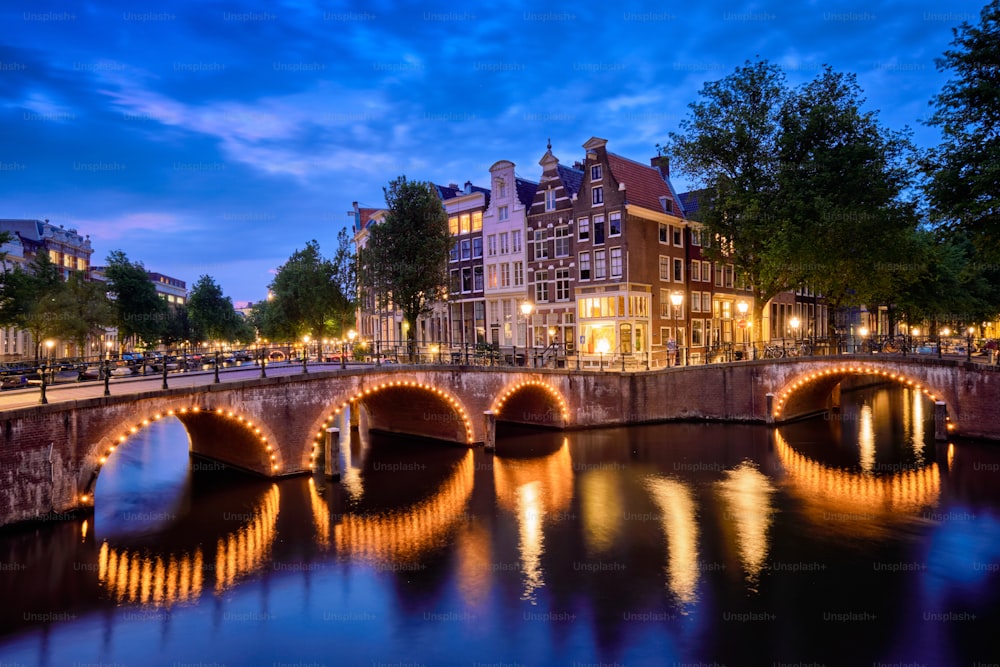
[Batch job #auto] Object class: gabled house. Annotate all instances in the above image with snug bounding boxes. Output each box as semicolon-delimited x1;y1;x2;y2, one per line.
524;142;582;360
482;160;537;352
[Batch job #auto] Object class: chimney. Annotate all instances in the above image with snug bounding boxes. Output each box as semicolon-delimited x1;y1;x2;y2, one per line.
448;183;459;190
464;180;473;194
572;161;584;171
651;155;670;178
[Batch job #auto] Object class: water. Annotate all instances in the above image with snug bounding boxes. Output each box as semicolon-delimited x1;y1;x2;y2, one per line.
1;385;998;665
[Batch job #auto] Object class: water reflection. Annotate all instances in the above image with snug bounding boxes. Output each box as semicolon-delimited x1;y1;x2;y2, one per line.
714;462;775;590
2;385;998;666
96;484;280;605
774;429;941;536
859;404;876;473
332;449;475;565
645;476;699;607
493;438;574;602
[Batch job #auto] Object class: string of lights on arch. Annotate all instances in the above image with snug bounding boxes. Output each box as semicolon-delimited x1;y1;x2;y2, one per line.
79;405;281;504
772;364;947;426
491;380;569;421
308;380;476;468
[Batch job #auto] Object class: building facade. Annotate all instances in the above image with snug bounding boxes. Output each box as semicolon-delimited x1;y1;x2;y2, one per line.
483;160;537;351
0;219;94;360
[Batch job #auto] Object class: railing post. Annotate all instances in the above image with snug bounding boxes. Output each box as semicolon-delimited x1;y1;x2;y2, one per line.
161;354;169;390
39;362;48;405
103;360;111;397
214;351;221;383
260;347;267;378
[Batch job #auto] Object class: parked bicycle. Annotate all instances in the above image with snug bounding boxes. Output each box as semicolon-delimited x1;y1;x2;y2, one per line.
763;344;785;359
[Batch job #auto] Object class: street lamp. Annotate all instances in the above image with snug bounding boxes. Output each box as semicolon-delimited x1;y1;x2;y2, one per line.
939;327;950;358
520;301;533;367
343;330;356;369
302;334;310;373
859;326;869;354
967;326;975;362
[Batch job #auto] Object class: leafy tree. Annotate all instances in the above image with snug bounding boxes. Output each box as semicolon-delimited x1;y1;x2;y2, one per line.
50;271;115;357
665;60;801;345
266;240;347;341
923;0;1000;260
667;60;922;342
187;275;244;344
103;250;167;350
895;230;1000;331
0;251;64;362
361;176;451;359
330;227;358;333
776;66;921;312
162;304;193;346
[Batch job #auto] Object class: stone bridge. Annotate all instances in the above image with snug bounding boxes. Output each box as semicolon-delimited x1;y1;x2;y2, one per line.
1;356;997;527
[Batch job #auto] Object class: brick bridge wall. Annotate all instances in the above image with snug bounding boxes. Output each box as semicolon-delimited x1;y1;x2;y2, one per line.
1;356;995;527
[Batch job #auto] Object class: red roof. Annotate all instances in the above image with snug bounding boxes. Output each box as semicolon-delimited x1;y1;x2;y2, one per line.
606;153;681;216
357;207;382;230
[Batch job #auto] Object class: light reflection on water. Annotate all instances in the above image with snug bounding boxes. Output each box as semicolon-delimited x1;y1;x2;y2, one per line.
0;385;997;666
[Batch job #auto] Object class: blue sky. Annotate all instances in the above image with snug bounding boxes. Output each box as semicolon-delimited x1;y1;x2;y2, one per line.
0;0;987;303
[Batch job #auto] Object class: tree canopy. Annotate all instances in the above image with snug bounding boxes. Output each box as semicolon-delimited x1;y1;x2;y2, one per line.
923;0;1000;260
257;238;353;342
187;275;252;344
103;250;168;349
666;60;921;340
360;176;451;358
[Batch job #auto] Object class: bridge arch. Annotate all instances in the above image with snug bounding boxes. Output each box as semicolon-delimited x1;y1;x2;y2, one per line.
491;380;569;429
79;403;285;505
771;362;951;430
307;379;476;459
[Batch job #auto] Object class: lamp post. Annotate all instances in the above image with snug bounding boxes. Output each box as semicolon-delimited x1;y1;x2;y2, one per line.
520;301;533;367
302;335;310;374
967;326;975;362
670;291;684;366
938;327;950;359
859;326;869;354
213;350;221;383
344;330;356;369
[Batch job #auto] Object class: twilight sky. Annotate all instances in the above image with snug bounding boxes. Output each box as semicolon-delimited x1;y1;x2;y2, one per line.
0;0;986;303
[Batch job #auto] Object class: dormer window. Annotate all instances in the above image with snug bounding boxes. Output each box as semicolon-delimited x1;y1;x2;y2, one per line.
591;164;602;181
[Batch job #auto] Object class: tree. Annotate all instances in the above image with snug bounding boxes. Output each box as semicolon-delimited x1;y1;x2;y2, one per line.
361;176;451;360
665;60;800;345
923;0;1000;260
330;227;358;334
103;250;167;350
187;275;243;344
667;60;922;342
776;66;921;315
50;271;115;356
266;240;347;341
0;251;64;362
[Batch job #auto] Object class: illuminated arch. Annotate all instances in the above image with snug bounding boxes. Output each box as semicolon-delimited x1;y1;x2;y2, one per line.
772;362;950;430
79;404;283;505
306;380;476;466
491;380;569;425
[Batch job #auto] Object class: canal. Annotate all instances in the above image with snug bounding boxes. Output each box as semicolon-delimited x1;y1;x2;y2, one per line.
0;384;997;665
